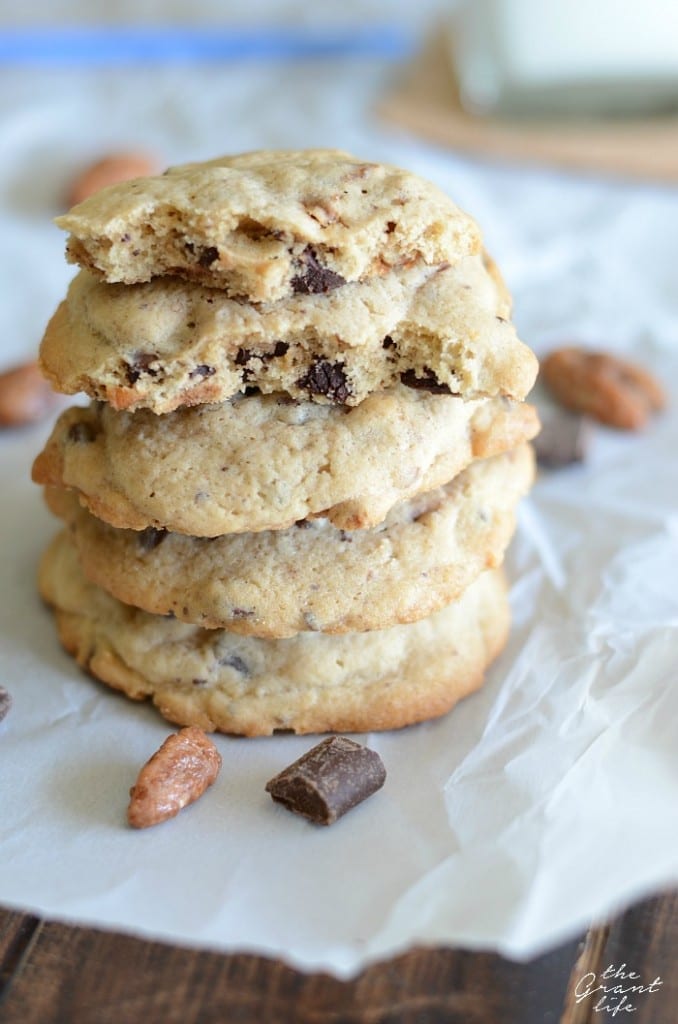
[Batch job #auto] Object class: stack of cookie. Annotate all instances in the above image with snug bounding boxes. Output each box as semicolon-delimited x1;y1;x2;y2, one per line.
33;149;538;736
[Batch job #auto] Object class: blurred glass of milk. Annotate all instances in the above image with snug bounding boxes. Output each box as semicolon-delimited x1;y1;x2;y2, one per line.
451;0;678;116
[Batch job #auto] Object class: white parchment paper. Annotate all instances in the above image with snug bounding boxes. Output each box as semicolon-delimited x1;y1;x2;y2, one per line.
1;2;677;977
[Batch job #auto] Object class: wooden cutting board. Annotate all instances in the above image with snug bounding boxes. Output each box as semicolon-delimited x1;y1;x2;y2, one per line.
378;32;678;182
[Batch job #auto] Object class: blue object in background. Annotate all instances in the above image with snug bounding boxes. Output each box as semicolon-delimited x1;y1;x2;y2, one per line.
0;26;414;64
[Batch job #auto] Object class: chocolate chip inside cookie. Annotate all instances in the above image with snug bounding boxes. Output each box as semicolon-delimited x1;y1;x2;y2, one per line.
298;360;351;402
290;246;346;295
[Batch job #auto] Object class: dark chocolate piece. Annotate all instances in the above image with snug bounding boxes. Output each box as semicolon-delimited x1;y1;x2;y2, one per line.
198;246;219;268
382;335;396;350
0;685;11;722
265;736;386;826
400;368;452;395
272;341;289;357
298;360;350;403
138;526;167;552
219;653;249;675
534;411;590;468
125;352;159;385
291;247;346;295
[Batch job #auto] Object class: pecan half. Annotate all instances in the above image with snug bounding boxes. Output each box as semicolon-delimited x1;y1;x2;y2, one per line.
541;347;665;430
127;727;221;829
68;153;157;207
0;361;60;427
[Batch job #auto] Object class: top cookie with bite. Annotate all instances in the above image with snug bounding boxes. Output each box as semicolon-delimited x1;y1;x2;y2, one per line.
55;148;481;304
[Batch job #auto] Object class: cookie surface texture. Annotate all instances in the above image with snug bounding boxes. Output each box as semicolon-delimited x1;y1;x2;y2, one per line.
39;530;510;736
45;444;534;637
56;149;481;302
39;253;537;410
33;393;539;536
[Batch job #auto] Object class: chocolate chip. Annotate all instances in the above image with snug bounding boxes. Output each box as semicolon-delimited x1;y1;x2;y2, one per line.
534;412;591;468
291;247;346;295
0;685;12;722
299;360;350;403
382;336;396;350
400;368;452;395
125;352;159;385
235;348;252;366
232;607;254;619
385;220;396;233
189;364;215;379
67;421;97;443
219;653;249;675
198;246;219;268
273;341;289;357
138;527;167;552
265;737;386;826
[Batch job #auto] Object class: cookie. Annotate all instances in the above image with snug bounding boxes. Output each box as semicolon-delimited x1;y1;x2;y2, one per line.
45;444;534;637
33;391;539;536
55;148;481;302
39;251;536;410
39;530;510;736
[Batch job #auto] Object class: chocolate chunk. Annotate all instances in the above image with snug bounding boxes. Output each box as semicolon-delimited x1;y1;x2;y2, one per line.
534;411;591;468
0;685;11;723
67;421;97;443
235;348;252;366
299;360;350;403
219;653;249;675
231;607;254;619
400;368;452;395
138;527;167;552
291;247;346;295
265;736;386;826
382;336;396;350
125;352;159;385
273;341;289;357
189;364;215;379
198;246;219;268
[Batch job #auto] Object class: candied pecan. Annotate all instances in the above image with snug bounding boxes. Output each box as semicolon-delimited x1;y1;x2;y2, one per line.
127;727;221;829
541;347;665;430
0;361;60;427
68;153;157;206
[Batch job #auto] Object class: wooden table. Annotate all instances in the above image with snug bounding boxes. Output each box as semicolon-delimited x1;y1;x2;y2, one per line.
0;890;675;1022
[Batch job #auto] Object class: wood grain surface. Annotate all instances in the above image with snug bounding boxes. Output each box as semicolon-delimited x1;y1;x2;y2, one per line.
378;33;678;182
0;891;675;1023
